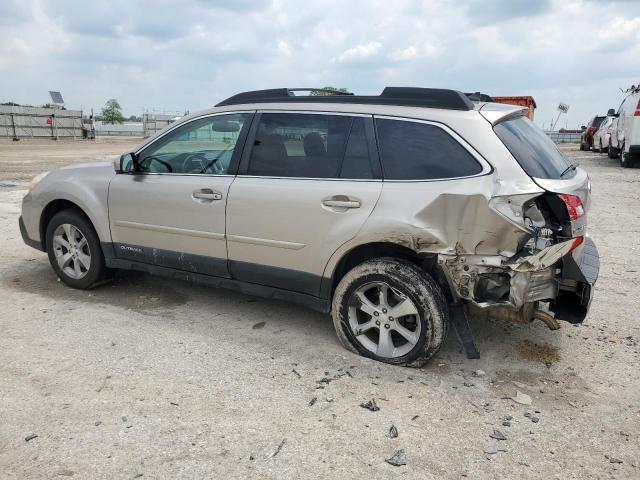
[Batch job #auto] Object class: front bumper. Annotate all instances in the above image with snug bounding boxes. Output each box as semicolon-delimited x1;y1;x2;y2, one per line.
19;215;44;251
549;237;599;323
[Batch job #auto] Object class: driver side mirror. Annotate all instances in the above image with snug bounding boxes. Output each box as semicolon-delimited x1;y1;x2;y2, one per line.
607;108;616;116
580;125;586;131
118;152;139;173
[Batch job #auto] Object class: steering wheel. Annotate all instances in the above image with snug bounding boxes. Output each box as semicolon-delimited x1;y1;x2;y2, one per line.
181;152;208;173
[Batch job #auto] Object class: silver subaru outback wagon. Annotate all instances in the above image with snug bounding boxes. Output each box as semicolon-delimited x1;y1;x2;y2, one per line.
19;87;599;366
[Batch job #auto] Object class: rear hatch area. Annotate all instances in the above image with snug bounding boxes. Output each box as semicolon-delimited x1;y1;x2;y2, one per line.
487;110;599;323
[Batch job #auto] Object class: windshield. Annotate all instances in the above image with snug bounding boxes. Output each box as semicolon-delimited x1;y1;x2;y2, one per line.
494;116;574;179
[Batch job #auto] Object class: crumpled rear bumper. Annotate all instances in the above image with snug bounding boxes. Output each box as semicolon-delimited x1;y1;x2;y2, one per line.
549;237;599;323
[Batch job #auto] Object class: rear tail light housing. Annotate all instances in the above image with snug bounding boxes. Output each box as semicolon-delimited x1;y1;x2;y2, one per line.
634;99;640;116
567;236;584;255
558;194;584;220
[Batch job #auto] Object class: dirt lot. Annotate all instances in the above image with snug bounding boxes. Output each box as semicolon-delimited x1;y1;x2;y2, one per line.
0;140;638;479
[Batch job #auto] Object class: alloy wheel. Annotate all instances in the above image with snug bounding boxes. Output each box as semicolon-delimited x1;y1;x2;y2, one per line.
52;223;91;279
347;281;422;358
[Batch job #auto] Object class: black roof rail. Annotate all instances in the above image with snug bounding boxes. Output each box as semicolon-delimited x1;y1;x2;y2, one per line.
465;92;494;102
215;87;474;111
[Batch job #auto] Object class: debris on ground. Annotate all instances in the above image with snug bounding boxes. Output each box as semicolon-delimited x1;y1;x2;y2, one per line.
608;337;624;344
411;415;419;421
502;421;511;427
484;446;507;455
489;429;507;441
291;368;301;378
360;399;380;412
387;425;398;439
385;449;406;466
606;455;623;464
511;390;532;405
308;397;317;407
473;369;486;377
269;439;286;458
252;321;266;329
24;433;38;442
531;416;540;423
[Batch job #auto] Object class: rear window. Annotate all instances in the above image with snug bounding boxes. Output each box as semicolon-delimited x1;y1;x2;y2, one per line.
494;116;574;179
375;119;483;180
591;116;605;127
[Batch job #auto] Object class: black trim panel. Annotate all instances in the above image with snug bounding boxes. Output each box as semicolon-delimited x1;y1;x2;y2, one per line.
229;259;322;297
19;216;44;251
113;242;230;278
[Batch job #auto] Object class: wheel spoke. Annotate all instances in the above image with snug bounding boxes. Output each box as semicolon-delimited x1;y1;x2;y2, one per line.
354;291;379;317
389;298;418;319
77;252;91;270
76;236;88;249
378;284;390;309
354;319;377;336
63;224;74;243
73;259;82;278
53;235;71;250
60;253;73;269
376;328;395;357
392;322;419;345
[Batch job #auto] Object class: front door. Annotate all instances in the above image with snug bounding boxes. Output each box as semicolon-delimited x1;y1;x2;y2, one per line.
109;112;253;277
226;112;382;296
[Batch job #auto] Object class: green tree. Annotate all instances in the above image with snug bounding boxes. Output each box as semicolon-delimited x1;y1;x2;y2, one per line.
101;99;125;124
309;86;349;96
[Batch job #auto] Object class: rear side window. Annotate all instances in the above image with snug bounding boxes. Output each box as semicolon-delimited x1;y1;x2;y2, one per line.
494;116;573;179
247;113;375;179
375;118;482;180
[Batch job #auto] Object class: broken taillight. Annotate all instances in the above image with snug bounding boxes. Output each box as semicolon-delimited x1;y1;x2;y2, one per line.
558;194;584;220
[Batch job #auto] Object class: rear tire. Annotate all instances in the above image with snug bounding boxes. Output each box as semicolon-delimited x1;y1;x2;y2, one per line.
331;258;448;367
45;209;112;289
599;140;605;154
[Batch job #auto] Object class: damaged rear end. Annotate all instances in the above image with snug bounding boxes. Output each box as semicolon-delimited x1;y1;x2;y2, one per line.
442;105;599;329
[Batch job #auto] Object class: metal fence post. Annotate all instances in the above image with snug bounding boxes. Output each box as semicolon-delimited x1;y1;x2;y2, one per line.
10;113;19;141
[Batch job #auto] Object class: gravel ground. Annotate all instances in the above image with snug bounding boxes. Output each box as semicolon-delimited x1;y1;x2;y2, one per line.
0;140;638;479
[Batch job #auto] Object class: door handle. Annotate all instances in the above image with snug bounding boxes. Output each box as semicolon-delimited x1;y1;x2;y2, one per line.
192;189;222;201
321;196;361;210
322;199;360;208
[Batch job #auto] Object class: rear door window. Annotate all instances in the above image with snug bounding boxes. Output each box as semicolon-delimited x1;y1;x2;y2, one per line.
494;116;574;179
247;113;376;179
375;118;483;180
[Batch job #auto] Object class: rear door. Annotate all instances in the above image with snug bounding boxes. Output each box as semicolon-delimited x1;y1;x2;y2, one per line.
108;112;253;277
226;111;382;296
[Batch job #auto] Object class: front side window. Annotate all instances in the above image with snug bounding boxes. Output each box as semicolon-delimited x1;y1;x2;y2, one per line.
137;113;250;174
494;116;574;180
375;118;483;180
247;113;374;179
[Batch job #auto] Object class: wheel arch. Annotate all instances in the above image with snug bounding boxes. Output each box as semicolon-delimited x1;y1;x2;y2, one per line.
40;199;98;250
322;241;452;302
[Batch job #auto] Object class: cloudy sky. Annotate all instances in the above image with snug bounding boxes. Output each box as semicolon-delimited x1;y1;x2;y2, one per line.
1;0;638;128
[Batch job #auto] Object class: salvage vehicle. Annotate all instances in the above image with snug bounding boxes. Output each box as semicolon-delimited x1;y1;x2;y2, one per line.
20;87;599;366
580;115;605;151
607;85;640;167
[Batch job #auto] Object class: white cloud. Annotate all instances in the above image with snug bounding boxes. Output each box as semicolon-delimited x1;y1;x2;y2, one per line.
338;41;382;62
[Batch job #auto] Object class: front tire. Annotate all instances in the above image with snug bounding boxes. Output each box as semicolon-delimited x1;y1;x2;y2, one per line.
331;258;448;367
45;209;111;289
608;140;617;159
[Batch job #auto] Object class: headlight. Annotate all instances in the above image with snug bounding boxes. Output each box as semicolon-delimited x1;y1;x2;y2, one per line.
27;171;49;193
